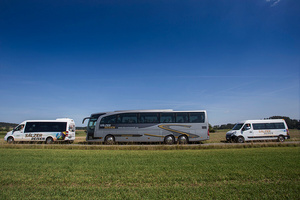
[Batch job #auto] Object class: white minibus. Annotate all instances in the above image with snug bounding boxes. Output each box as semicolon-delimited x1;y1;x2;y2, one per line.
226;119;290;143
4;118;76;144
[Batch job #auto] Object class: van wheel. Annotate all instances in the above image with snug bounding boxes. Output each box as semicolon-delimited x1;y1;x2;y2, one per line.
164;135;175;145
105;135;115;145
45;137;53;144
7;137;14;144
236;136;244;143
278;135;285;142
178;135;188;144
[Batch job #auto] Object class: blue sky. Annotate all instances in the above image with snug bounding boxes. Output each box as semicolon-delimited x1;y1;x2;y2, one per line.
0;0;299;126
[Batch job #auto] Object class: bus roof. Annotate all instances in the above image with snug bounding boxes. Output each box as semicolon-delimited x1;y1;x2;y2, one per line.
90;109;206;116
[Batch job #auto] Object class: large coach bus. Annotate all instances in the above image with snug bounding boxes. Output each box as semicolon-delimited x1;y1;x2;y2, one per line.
82;110;209;144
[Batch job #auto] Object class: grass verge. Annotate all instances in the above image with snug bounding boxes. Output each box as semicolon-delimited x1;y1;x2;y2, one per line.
0;147;299;199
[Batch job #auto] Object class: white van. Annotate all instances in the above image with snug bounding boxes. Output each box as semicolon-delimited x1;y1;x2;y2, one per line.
4;118;76;144
226;119;290;143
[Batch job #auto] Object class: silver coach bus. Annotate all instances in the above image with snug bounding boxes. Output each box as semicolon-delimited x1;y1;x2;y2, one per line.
82;109;209;144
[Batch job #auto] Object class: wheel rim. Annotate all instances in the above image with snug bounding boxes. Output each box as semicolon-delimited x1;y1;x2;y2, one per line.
105;136;114;144
8;137;13;143
237;137;244;143
279;136;284;142
46;138;53;144
165;136;174;145
179;135;188;144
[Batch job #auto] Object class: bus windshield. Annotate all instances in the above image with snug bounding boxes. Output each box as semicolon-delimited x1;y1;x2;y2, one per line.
88;119;97;130
232;123;244;130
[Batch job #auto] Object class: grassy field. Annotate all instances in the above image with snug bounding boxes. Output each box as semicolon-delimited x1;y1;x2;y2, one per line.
0;147;299;199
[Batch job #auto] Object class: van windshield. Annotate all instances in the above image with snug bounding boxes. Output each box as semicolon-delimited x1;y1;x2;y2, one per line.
232;123;244;130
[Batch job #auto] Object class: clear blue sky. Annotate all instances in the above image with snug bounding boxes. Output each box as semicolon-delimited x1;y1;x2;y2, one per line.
0;0;299;126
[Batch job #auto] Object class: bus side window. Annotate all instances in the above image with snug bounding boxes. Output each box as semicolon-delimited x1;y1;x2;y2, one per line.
176;113;188;123
160;113;175;123
119;113;137;124
189;112;205;123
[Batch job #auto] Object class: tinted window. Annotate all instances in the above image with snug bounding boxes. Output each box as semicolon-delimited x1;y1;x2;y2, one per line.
25;122;67;133
265;123;275;129
118;113;138;123
253;123;265;130
176;113;189;123
160;113;175;123
100;115;117;124
253;123;285;130
189;112;205;123
88;119;97;130
274;123;285;129
232;123;244;130
139;113;159;123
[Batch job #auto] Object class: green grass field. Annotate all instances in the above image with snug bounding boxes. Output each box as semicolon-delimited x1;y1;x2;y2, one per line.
0;147;299;199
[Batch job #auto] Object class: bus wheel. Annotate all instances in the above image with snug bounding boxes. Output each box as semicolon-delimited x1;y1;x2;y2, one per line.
7;137;14;144
164;135;175;145
178;135;188;144
45;137;53;144
278;135;285;142
105;135;115;145
236;136;244;143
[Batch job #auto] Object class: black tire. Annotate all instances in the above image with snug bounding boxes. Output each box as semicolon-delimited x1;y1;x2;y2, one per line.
7;137;14;144
45;137;54;144
236;136;244;143
278;135;285;142
178;135;189;144
164;135;175;145
105;135;115;145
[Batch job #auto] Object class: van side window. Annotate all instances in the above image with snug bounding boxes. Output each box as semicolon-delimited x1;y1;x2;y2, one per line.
253;123;285;130
265;123;275;129
253;123;265;130
274;123;285;129
14;124;25;131
24;122;67;133
242;123;251;131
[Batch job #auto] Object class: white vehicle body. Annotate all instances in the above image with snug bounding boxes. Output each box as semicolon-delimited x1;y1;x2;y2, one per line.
226;119;290;143
4;118;76;144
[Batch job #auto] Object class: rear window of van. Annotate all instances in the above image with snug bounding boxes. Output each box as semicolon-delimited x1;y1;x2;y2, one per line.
253;123;285;130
